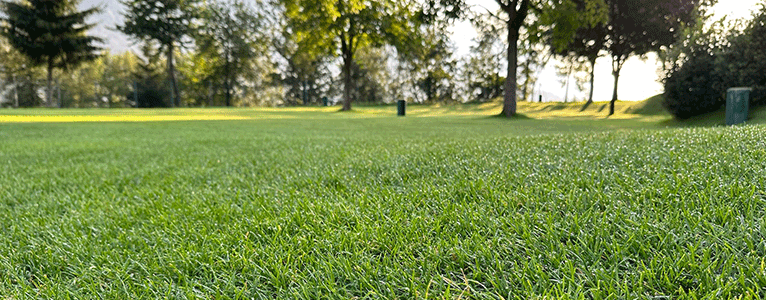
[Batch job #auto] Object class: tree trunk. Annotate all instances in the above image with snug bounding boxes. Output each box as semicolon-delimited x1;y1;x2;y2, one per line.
610;65;621;116
224;75;232;107
13;74;18;108
563;64;572;103
224;52;232;107
46;60;54;108
502;27;520;117
167;43;179;108
225;81;232;107
588;58;596;104
342;49;353;111
581;57;596;112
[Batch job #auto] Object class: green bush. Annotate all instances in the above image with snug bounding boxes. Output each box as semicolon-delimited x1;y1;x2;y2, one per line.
663;53;724;119
663;6;766;119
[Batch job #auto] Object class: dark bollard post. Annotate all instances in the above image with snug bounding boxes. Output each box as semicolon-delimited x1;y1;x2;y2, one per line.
726;87;752;125
397;100;406;116
322;96;328;106
538;95;542;103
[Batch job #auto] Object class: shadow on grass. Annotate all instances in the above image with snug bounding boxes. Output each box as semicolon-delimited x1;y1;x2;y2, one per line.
659;105;766;128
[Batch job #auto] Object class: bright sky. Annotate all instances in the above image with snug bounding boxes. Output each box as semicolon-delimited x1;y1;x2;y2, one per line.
452;0;763;101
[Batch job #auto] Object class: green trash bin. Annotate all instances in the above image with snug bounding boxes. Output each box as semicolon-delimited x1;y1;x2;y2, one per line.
726;87;752;126
397;100;406;116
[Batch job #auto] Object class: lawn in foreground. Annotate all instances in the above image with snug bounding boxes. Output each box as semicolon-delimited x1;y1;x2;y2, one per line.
1;107;766;298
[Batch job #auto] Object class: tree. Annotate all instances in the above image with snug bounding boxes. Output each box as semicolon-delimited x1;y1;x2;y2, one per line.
493;0;606;117
119;0;201;107
268;1;334;106
1;0;102;107
496;0;530;117
604;0;700;115
0;37;38;108
463;13;505;102
197;0;263;107
397;20;458;103
549;1;607;109
58;51;138;108
132;42;172;108
282;0;413;111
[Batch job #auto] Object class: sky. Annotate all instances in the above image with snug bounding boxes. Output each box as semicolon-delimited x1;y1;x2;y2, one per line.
452;0;764;101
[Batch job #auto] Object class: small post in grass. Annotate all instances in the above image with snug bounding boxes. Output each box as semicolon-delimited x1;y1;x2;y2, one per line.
397;99;406;116
726;87;752;126
322;96;328;106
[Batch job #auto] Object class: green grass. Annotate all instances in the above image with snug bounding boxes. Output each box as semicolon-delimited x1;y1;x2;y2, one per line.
1;103;766;298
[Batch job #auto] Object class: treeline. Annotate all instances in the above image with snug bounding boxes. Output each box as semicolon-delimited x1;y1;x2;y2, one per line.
0;0;745;118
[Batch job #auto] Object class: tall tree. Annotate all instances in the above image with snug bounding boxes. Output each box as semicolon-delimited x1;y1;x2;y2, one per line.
119;0;201;107
197;0;263;107
1;0;102;107
267;0;333;106
282;0;413;111
549;0;607;109
497;0;530;117
604;0;699;115
494;0;606;117
398;20;458;103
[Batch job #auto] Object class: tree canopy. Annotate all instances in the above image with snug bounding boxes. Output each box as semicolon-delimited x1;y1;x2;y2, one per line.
281;0;414;111
119;0;201;107
1;0;102;107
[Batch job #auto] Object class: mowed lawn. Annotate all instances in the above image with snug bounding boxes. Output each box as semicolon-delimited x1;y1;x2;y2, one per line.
1;102;766;298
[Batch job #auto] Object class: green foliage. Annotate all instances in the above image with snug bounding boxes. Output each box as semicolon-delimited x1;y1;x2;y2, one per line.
0;0;102;106
1;110;766;297
281;0;415;110
541;0;607;53
131;43;171;108
663;4;766;119
604;0;702;113
397;24;458;104
55;52;138;108
119;0;202;107
348;46;391;103
194;0;266;107
118;0;200;47
0;38;44;107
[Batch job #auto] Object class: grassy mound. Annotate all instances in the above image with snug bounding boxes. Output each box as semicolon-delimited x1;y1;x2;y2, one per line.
624;94;668;116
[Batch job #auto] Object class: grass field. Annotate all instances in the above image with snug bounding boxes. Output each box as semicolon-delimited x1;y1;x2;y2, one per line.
1;100;766;298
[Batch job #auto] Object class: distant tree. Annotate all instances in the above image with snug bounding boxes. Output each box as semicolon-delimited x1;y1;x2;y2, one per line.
132;42;171;108
58;51;138;108
281;0;414;111
1;0;102;107
196;0;263;107
0;37;39;108
267;1;333;106
603;0;700;115
398;25;458;103
463;14;505;102
548;0;607;108
494;0;607;117
119;0;201;107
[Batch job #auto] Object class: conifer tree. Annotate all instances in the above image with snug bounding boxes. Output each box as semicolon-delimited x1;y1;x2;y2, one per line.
1;0;102;107
119;0;201;107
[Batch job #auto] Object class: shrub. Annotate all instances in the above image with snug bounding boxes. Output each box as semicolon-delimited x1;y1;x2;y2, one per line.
663;6;766;119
